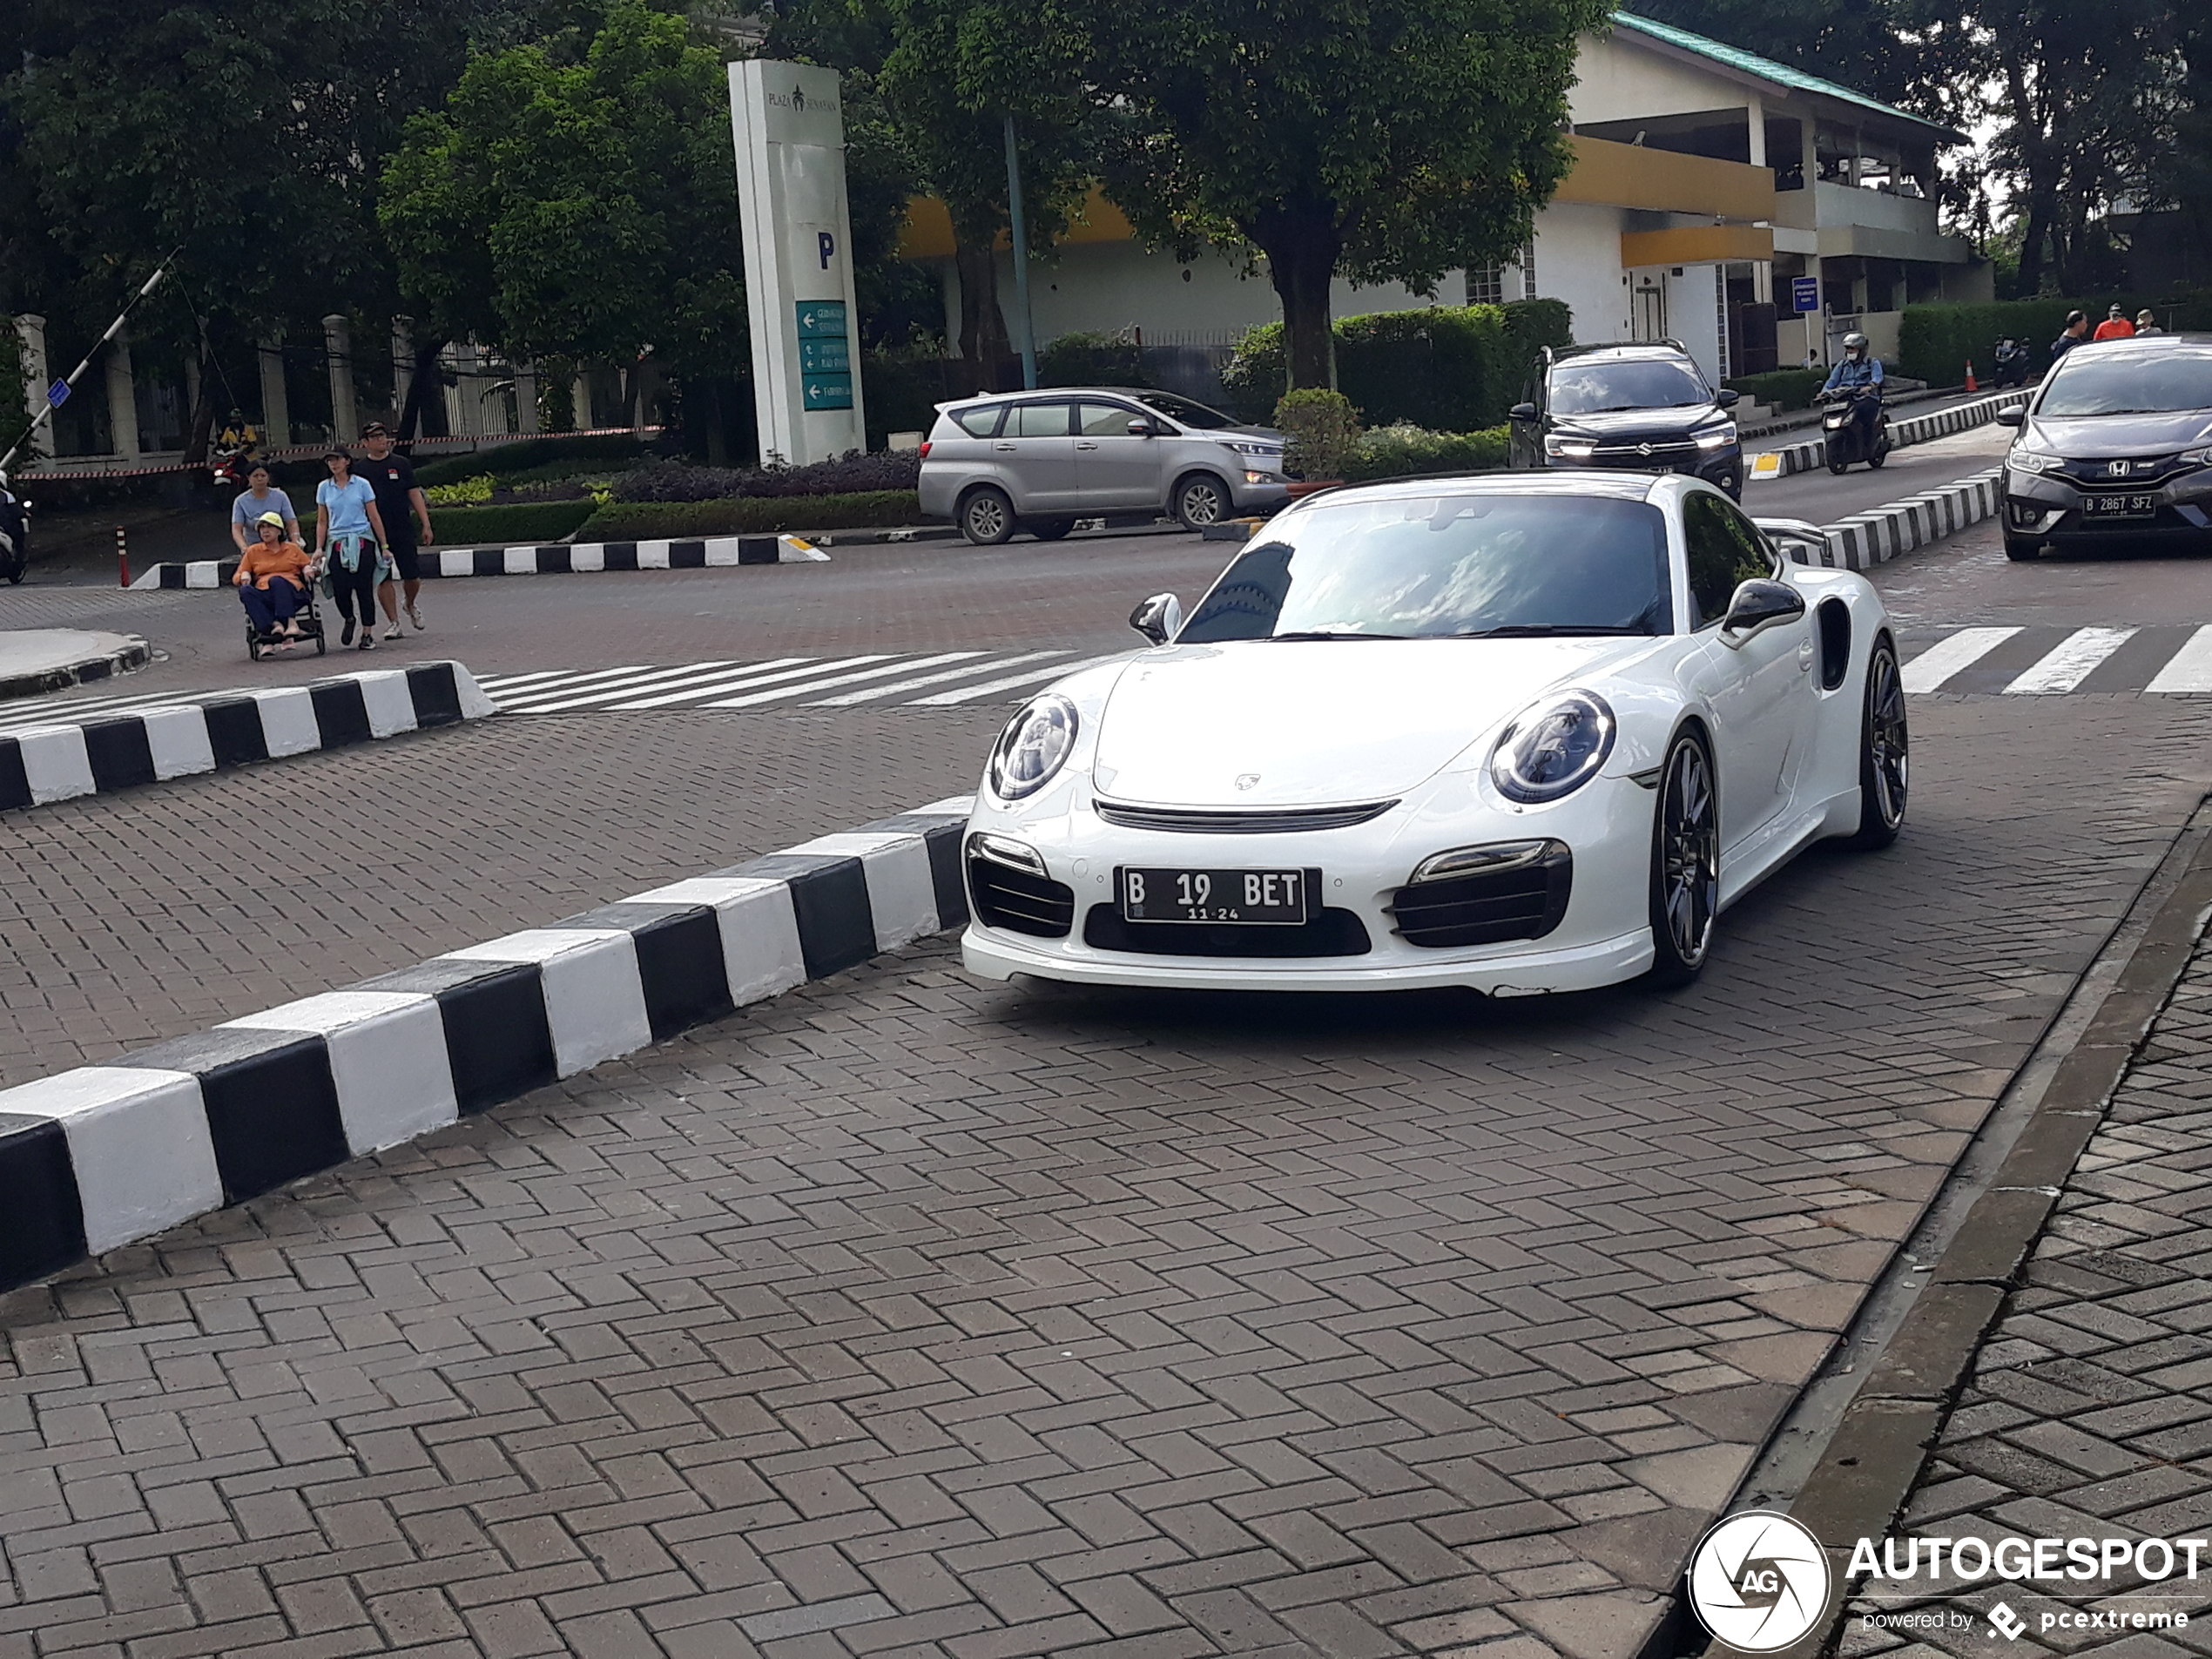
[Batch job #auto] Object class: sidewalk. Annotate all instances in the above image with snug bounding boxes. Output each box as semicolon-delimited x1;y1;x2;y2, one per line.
1840;929;2212;1656
0;628;149;700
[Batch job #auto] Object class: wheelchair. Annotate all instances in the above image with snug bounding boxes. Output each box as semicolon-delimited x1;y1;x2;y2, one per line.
243;575;328;661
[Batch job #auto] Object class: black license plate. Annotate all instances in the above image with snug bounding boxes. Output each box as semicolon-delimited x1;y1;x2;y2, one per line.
2084;494;2158;517
1119;867;1308;925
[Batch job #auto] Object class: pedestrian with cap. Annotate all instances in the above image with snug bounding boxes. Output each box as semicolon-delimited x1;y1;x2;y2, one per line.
314;447;391;650
229;461;299;555
2093;303;2135;341
359;421;433;637
233;512;316;651
2136;309;2163;336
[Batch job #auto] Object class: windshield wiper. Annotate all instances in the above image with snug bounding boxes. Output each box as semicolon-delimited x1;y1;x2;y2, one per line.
1454;624;1652;638
1266;630;1413;641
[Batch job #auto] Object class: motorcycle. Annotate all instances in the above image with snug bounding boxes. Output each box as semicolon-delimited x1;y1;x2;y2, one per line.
1993;337;2030;389
1822;389;1890;474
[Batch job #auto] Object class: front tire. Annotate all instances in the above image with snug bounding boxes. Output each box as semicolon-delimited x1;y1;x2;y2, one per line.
2004;535;2040;562
960;487;1015;546
1848;636;1908;848
1028;516;1076;542
1173;473;1232;531
1647;730;1719;988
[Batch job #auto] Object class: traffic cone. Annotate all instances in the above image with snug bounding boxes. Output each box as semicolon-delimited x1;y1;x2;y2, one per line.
1965;359;1978;393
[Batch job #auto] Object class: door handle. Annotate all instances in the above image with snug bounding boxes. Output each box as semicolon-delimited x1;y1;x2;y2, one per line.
1797;639;1816;671
1076;441;1098;450
994;442;1015;451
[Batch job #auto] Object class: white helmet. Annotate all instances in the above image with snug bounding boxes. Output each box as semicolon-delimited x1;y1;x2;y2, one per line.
1844;332;1868;356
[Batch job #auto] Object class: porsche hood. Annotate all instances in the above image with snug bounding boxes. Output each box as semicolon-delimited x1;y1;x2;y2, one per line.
1089;637;1656;806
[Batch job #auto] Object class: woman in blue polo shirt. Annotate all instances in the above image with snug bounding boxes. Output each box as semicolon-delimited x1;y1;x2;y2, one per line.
314;449;391;649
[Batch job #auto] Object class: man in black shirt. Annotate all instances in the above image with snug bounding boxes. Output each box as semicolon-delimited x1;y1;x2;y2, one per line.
360;422;435;636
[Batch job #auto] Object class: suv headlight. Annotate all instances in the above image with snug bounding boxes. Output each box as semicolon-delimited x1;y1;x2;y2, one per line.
1222;439;1278;457
1490;691;1616;804
1696;422;1737;449
1544;434;1597;459
2008;450;2064;474
988;694;1079;800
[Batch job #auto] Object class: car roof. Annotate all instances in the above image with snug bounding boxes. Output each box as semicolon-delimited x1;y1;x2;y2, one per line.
941;387;1158;406
1283;472;1666;511
2067;332;2212;354
1551;342;1695;366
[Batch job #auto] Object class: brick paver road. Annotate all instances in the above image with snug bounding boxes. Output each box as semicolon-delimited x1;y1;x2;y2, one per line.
3;698;2209;1658
1842;932;2212;1659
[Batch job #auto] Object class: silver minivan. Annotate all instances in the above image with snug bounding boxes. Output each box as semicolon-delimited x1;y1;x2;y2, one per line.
918;387;1291;543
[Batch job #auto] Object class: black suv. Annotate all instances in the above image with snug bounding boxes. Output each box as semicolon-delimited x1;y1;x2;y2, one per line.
1998;333;2212;560
1507;341;1743;499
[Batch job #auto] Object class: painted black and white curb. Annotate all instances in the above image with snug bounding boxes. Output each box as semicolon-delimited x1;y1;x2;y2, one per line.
0;798;973;1292
130;533;829;590
1750;388;2031;480
0;661;496;813
1784;467;2002;572
0;634;152;703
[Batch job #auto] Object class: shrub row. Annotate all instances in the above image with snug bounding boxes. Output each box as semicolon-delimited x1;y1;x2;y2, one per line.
612;450;921;503
574;491;921;540
1340;424;1510;482
1723;369;1827;412
1897;293;2212;384
413;432;647;489
426;500;597;543
1221;300;1574;430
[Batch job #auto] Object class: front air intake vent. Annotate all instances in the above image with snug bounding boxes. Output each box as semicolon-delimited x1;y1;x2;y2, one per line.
1093;799;1397;833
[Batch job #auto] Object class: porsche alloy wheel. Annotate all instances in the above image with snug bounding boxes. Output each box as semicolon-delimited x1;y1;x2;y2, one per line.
1850;637;1909;847
1648;732;1719;987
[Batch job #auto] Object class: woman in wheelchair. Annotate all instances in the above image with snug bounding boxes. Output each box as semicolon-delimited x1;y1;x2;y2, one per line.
234;512;318;651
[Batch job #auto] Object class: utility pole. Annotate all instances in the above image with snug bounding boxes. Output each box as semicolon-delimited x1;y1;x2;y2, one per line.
1003;117;1038;390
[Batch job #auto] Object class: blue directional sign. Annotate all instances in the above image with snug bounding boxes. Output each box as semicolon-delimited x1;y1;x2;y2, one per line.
45;380;70;409
802;373;854;412
1791;276;1819;315
794;300;847;339
799;335;850;374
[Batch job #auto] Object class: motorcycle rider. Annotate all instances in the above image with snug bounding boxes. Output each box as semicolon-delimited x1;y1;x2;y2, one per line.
0;470;26;583
1821;332;1885;459
1993;336;2029;388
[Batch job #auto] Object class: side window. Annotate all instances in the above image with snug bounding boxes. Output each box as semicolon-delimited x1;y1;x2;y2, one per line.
1683;495;1770;626
1010;402;1073;438
954;406;1005;438
1077;402;1142;436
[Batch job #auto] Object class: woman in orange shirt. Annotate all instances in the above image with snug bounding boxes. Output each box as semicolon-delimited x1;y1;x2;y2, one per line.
233;512;318;651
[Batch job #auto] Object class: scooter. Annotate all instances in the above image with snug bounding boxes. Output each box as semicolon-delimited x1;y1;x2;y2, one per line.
1822;389;1890;473
1993;338;2030;389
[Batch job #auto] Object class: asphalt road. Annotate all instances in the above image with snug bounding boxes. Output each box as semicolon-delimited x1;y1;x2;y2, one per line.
1742;419;2009;527
8;484;2212;1656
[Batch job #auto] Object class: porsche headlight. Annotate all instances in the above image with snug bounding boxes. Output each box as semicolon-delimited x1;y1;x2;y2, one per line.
1490;691;1616;803
988;694;1079;800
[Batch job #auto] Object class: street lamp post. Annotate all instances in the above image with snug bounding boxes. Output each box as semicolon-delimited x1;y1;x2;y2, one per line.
1003;116;1038;391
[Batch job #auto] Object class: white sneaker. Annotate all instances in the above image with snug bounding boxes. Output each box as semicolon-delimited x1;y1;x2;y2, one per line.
383;621;403;639
407;604;426;631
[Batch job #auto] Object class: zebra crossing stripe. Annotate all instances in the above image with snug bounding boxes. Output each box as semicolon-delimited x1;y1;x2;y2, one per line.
1901;627;2022;693
702;652;990;709
912;654;1130;705
2003;627;2137;695
604;658;847;711
806;650;1074;706
494;660;751;711
2146;625;2212;695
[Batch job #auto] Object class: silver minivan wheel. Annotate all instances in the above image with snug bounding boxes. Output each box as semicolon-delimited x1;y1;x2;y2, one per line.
961;487;1015;546
1173;474;1231;530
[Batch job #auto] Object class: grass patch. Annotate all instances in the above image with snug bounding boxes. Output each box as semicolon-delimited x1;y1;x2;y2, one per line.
575;491;921;540
427;500;597;545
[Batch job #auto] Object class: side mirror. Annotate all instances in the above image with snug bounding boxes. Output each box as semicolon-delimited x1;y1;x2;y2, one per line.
1126;418;1154;438
1716;388;1741;408
1508;402;1538;421
1995;407;2024;427
1130;592;1183;646
1720;577;1806;647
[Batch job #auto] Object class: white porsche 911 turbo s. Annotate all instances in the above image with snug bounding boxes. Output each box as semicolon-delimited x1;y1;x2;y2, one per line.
960;472;1907;995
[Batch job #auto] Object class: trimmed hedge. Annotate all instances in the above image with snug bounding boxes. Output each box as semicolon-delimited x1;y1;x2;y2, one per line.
1341;424;1510;482
414;433;647;489
1724;369;1826;412
427;500;597;544
1221;300;1574;430
575;490;920;540
1898;294;2212;384
1039;332;1150;388
613;450;920;502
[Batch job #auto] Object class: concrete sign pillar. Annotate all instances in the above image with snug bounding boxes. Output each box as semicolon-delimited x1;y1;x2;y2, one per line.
322;314;358;442
104;330;140;458
729;60;867;465
259;337;291;445
16;315;47;428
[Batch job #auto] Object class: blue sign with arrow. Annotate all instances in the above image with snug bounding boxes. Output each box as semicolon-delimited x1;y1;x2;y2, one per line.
45;381;70;409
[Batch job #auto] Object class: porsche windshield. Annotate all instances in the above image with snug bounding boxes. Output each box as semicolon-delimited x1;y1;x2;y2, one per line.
1178;494;1673;642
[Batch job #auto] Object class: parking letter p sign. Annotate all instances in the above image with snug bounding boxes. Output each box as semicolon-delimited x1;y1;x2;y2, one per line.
818;231;835;270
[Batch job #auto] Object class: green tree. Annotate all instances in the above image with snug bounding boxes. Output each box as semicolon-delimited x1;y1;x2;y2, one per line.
1627;0;1911;104
381;2;751;451
969;0;1608;389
